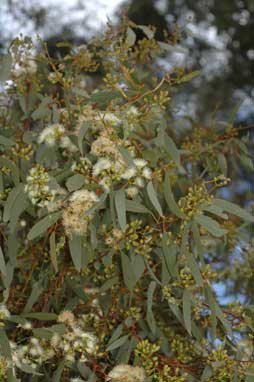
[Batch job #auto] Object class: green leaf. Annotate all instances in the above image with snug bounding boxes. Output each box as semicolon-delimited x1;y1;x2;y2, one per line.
133;255;145;282
0;245;7;277
66;174;85;192
0;53;12;82
147;181;163;216
0;157;19;185
78;122;90;155
213;198;254;222
0;135;15;147
215;301;232;336
191;221;205;264
27;211;62;241
23;280;44;313
49;231;58;273
125;200;152;214
8;188;29;233
3;184;24;223
115;189;126;231
89;90;121;105
177;70;200;84
163;171;185;218
161;234;178;279
17;363;42;375
164;135;180;167
117;146;135;167
100;276;119;293
201;204;228;220
186;251;203;286
107;324;123;346
126;27;136;47
194;214;228;237
205;286;217;341
22;313;57;321
218;153;228;176
183;290;192;335
0;328;12;359
106;335;129;351
69;235;84;272
52;359;65;382
121;252;136;291
158;41;187;54
201;365;213;381
31;97;51;120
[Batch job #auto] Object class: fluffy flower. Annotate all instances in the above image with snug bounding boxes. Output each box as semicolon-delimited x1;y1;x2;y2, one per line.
38;124;65;147
107;364;146;382
70;189;98;204
60;136;78;152
62;190;98;236
58;310;75;325
14;59;37;76
133;159;147;169
126;186;139;198
91;136;120;159
121;167;137;180
126;106;140;117
142;167;152;179
100;112;121;126
134;177;145;188
92;158;112;176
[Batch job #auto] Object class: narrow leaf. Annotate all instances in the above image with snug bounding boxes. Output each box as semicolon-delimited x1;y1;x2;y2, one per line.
163;171;185;218
186;251;203;286
0;245;7;277
213;198;254;222
106;335;129;351
28;211;62;241
115;189;126;231
164;135;180;167
194;214;228;237
121;252;136;291
147;181;163;216
69;235;84;272
0;53;12;82
183;290;192;335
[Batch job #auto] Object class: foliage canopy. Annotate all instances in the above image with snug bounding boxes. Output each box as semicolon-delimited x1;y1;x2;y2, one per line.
0;19;254;382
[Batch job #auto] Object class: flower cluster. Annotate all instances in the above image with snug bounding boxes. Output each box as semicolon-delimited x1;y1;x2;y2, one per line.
24;164;56;207
178;183;212;220
62;189;99;236
90;132;152;195
107;364;146;382
38;123;77;152
7;310;98;377
103;220;155;257
51;311;98;362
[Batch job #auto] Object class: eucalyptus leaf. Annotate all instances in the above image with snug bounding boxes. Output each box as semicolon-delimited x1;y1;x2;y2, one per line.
27;211;62;241
147;181;163;216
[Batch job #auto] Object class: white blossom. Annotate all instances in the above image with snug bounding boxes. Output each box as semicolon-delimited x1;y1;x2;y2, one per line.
121;167;137;180
107;364;146;382
92;158;112;176
126;186;139;198
142;167;152;179
133;159;147;169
